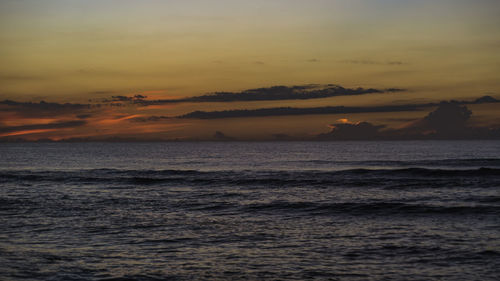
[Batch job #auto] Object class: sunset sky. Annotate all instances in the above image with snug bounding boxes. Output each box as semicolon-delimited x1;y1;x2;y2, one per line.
1;0;499;140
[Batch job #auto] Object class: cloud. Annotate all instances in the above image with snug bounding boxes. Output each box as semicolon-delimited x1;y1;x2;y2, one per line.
76;114;92;119
317;121;386;140
0;95;161;120
382;117;419;123
213;131;235;141
0;74;46;81
176;95;499;119
422;102;471;131
392;102;485;139
133;84;405;105
317;103;500;140
130;116;170;122
177;104;427;119
470;95;498;104
338;60;407;66
0;100;90;118
0;120;87;137
102;95;147;103
272;133;293;140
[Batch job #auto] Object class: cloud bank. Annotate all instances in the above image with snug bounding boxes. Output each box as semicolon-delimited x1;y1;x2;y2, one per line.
133;84;405;105
176;96;499;119
318;102;500;140
0;120;87;137
0;100;90;118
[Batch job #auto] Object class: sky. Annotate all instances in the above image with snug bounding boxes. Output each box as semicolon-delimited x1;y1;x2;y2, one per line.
1;0;499;141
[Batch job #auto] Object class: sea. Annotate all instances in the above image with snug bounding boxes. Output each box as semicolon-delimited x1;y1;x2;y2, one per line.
0;141;499;280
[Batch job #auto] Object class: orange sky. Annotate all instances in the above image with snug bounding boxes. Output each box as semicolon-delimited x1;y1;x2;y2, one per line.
1;0;499;140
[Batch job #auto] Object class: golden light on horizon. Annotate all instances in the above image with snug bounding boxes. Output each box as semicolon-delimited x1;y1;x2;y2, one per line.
1;0;499;141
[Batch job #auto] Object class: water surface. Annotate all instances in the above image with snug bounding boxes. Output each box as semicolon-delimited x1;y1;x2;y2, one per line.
1;141;499;280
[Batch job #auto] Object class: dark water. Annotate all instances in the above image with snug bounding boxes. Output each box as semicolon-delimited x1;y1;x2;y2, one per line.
1;141;499;280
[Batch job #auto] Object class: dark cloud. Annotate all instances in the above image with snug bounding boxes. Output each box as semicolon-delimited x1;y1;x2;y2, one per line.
135;84;405;105
0;74;46;81
130;116;170;122
317;103;500;140
422;102;471;134
385;88;406;92
390;102;488;139
0;120;87;135
470;95;498;104
0;97;138;119
103;95;147;102
176;95;499;119
0;100;90;118
272;133;292;140
382;117;419;123
76;114;92;119
213;131;235;141
178;104;427;119
317;122;386;140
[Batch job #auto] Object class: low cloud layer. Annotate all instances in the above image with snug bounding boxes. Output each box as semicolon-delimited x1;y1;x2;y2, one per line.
0;100;90;118
133;84;404;105
178;104;424;119
213;131;235;141
177;96;499;119
318;122;386;140
1;83;498;141
103;95;147;103
0;120;87;136
318;102;500;140
130;116;171;122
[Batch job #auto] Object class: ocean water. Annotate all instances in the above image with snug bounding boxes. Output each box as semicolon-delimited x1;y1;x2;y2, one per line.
1;141;499;280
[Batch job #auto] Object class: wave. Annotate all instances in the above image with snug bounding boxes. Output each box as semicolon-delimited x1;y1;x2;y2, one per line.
344;245;500;260
4;196;496;218
98;275;178;281
0;167;498;186
292;158;500;168
240;201;500;216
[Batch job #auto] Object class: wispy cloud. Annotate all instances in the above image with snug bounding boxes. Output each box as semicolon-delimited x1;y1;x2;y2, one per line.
87;90;116;96
130;116;171;123
0;120;87;137
338;60;407;66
